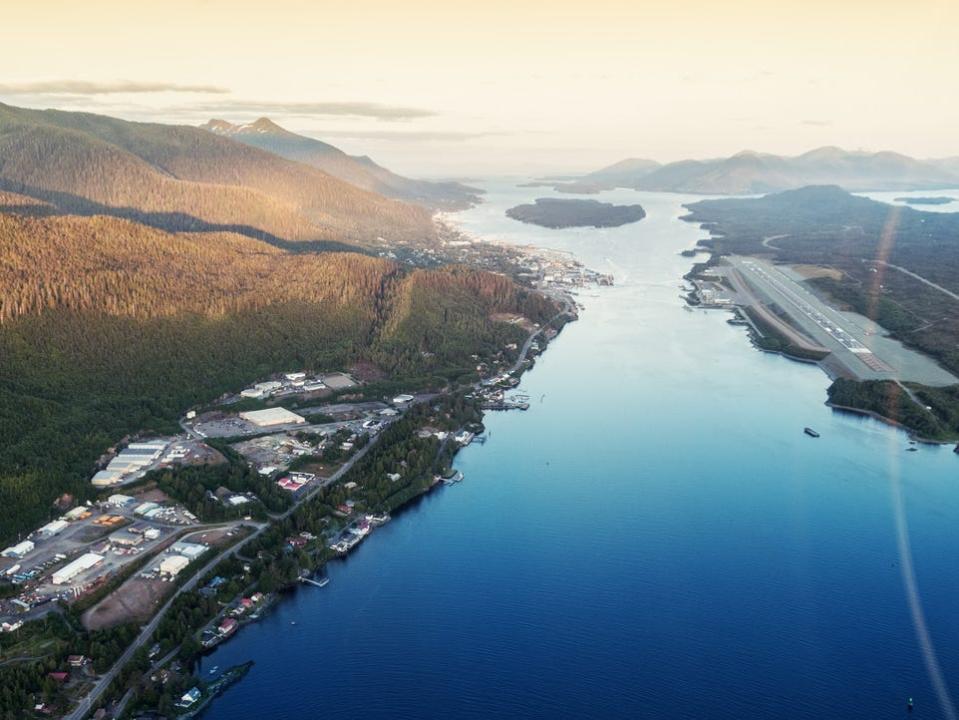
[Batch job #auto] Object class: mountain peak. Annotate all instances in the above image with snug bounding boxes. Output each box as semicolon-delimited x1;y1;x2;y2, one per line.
248;117;287;134
200;117;289;137
200;118;238;135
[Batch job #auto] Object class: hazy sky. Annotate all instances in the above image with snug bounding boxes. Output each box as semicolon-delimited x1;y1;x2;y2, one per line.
3;0;958;176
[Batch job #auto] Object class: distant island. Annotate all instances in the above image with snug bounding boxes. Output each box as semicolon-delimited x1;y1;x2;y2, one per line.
894;196;956;205
506;198;646;229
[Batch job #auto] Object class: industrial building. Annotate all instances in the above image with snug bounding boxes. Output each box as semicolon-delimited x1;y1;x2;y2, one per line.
91;470;123;488
109;529;143;547
37;520;68;538
52;553;103;585
170;542;208;559
239;407;306;428
2;540;35;558
159;554;190;577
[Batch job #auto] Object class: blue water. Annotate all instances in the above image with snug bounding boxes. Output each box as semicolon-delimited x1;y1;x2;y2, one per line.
200;182;959;719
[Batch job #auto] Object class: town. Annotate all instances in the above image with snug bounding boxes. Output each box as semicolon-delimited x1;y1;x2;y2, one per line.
0;252;607;719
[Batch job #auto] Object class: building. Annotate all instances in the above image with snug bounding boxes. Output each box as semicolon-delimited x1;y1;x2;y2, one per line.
218;617;238;636
134;502;160;516
63;506;91;521
239;407;306;428
170;542;208;559
91;470;123;488
2;540;35;558
176;687;202;709
285;372;306;381
240;387;265;399
392;394;415;404
37;520;68;538
109;529;143;547
52;553;104;585
107;494;135;507
159;554;190;577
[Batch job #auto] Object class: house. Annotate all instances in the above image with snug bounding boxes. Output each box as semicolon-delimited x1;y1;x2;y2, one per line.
239;597;254;610
176;687;202;709
218;617;238;636
251;592;264;604
48;671;69;683
286;536;307;549
67;655;89;667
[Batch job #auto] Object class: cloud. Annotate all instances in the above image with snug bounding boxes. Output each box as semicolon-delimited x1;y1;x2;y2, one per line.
0;80;229;95
305;129;503;142
801;119;832;127
181;100;437;121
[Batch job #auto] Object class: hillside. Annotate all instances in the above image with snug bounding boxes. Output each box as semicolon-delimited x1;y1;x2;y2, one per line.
201;118;481;210
0;103;434;247
0;204;556;543
579;147;959;194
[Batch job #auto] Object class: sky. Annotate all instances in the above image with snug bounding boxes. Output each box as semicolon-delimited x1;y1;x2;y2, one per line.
2;0;958;177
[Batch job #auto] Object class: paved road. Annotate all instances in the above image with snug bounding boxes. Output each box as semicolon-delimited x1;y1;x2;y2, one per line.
871;260;959;303
509;300;574;375
66;299;575;719
65;436;381;720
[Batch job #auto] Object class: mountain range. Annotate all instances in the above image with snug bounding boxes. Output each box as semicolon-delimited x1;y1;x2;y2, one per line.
0;102;434;247
201;118;481;210
576;147;959;194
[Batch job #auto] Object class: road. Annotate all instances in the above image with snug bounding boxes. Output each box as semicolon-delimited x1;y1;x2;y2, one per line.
871;260;959;303
66;298;575;719
509;299;575;375
65;436;381;720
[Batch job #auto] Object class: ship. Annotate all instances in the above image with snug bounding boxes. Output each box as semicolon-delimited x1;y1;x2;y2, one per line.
804;427;820;438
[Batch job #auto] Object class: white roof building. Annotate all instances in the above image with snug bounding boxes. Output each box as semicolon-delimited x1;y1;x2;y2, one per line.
37;520;68;538
134;502;160;516
239;407;305;427
127;441;168;452
171;541;208;559
91;470;123;487
2;540;35;558
52;553;103;585
108;494;135;506
159;554;190;576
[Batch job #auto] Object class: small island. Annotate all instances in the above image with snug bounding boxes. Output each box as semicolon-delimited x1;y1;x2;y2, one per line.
894;196;956;206
506;198;646;229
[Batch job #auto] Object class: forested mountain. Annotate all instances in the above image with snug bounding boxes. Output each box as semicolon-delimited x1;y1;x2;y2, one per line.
0;198;555;542
579;148;959;194
0;103;434;246
201;118;481;209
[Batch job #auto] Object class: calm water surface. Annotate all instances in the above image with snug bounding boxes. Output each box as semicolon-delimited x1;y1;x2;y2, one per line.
201;181;959;719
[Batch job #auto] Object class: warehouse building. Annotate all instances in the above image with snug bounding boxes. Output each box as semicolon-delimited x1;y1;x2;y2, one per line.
91;470;124;488
52;553;103;585
239;407;305;428
37;520;68;538
170;542;208;559
159;554;190;577
2;540;35;559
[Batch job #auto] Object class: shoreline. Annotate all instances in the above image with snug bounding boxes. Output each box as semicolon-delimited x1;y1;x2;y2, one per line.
72;255;583;717
682;245;959;449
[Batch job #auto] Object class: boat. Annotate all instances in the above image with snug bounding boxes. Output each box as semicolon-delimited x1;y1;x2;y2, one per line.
804;427;820;438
